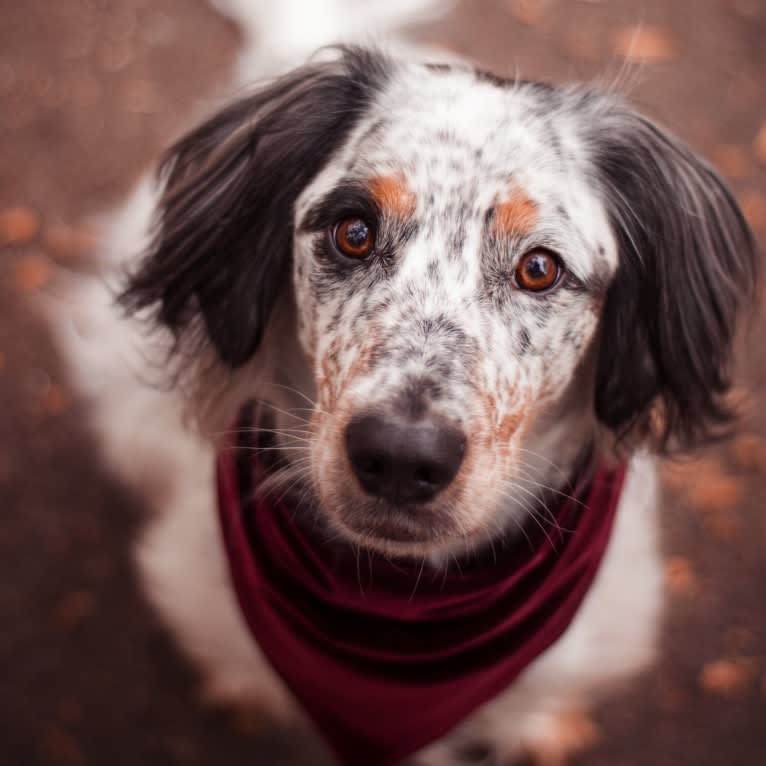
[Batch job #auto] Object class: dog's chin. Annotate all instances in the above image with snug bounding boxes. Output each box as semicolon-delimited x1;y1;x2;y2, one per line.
329;498;469;559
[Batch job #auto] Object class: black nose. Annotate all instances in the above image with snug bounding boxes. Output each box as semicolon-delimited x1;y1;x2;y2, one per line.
344;414;466;504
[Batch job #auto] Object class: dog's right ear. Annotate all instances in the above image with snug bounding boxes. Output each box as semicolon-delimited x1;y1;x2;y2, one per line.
120;47;390;367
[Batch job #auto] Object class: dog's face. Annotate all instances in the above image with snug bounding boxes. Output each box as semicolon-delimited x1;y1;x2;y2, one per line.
291;70;617;553
122;48;757;558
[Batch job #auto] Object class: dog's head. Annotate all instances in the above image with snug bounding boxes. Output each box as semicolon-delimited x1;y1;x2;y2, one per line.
122;47;757;557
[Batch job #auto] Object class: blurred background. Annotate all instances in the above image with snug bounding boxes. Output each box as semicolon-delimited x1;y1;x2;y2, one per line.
1;1;764;764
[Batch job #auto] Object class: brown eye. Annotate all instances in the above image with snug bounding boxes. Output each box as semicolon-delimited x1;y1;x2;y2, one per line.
514;249;561;292
334;217;375;259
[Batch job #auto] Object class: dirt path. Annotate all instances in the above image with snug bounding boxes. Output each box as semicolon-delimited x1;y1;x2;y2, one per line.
1;2;764;764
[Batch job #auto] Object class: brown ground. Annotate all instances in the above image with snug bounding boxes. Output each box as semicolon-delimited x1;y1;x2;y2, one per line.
1;1;765;764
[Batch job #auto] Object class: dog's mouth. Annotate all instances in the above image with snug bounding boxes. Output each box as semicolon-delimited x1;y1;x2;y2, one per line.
335;501;457;547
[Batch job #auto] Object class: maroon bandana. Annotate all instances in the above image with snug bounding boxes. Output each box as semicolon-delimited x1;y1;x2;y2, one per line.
216;416;625;766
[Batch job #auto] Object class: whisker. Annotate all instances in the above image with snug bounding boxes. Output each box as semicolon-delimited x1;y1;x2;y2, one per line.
408;555;427;601
256;381;318;409
494;485;562;550
514;447;572;480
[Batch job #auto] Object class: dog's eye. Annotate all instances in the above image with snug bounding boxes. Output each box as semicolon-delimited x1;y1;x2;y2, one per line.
333;218;375;259
514;249;561;293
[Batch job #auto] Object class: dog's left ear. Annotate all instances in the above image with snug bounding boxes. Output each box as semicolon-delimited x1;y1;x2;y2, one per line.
120;47;390;367
592;106;759;451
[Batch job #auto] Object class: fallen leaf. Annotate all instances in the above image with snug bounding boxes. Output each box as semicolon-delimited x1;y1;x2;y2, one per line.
44;222;97;262
661;457;723;492
684;474;743;512
712;144;751;179
522;709;600;766
14;253;51;291
754;123;766;166
700;657;760;697
507;0;550;26
613;25;675;63
740;190;766;235
731;433;766;472
0;205;41;245
664;556;697;596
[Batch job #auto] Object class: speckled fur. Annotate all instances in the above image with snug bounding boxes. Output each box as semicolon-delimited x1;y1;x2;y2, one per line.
288;63;617;558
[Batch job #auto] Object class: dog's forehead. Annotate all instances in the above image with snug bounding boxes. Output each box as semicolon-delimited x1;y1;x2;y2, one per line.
297;64;617;272
367;68;564;174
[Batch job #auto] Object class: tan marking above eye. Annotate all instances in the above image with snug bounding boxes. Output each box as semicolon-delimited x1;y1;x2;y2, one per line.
515;249;561;292
368;174;417;218
334;217;375;258
492;190;538;237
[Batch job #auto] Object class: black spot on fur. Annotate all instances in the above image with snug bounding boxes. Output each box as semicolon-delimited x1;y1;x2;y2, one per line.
424;62;454;76
518;326;531;354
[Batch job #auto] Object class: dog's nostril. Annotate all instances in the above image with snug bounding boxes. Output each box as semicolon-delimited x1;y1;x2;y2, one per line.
413;466;435;485
358;456;384;478
345;413;466;505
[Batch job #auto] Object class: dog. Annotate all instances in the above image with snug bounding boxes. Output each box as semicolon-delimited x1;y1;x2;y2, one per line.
51;4;758;765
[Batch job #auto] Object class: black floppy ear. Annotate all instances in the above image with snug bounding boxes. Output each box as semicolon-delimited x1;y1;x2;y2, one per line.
592;106;759;451
120;47;390;367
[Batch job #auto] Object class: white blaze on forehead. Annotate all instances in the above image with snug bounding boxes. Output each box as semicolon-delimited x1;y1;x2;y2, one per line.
296;63;618;284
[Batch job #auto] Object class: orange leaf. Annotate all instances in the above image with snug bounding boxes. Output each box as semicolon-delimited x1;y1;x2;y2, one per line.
44;222;97;262
661;457;722;491
14;253;51;291
712;144;751;179
700;658;760;697
0;205;40;246
754;123;766;167
613;26;675;63
507;0;550;26
731;434;766;473
740;190;766;235
664;556;697;596
685;475;743;513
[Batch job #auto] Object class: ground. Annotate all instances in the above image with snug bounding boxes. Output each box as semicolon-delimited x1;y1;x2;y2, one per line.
1;1;765;764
